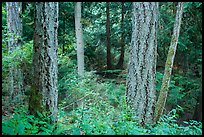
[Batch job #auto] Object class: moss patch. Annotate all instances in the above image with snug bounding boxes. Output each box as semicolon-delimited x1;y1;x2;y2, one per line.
28;85;44;115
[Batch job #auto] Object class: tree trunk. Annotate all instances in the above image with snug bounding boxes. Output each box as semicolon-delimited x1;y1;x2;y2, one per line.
106;2;112;70
193;77;202;122
29;2;59;123
193;91;202;122
116;2;125;69
6;2;23;101
126;2;159;126
155;2;184;122
75;2;85;76
62;15;65;54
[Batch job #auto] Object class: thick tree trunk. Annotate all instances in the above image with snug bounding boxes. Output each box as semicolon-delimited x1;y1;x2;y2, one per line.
106;2;112;70
6;2;23;100
29;2;58;123
116;2;125;69
126;2;159;126
75;2;85;76
155;2;184;122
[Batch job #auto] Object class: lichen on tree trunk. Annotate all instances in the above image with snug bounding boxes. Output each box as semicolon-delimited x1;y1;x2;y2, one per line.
6;2;23;101
29;2;59;123
126;2;159;126
155;2;184;122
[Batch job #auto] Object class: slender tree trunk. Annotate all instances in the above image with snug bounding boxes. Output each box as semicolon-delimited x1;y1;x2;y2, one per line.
62;15;65;54
126;2;159;126
75;2;85;76
116;2;125;69
6;2;23;100
29;2;59;123
155;2;184;122
106;2;112;70
193;76;202;122
193;90;202;122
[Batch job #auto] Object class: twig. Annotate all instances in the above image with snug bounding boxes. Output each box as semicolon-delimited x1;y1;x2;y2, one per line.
61;93;92;110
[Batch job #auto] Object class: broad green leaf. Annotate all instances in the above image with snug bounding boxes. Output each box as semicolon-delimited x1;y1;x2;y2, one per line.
2;126;15;135
72;128;81;135
37;111;43;117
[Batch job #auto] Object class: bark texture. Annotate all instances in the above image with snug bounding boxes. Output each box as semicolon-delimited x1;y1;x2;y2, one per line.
126;2;159;125
75;2;85;76
155;2;184;122
116;2;125;69
6;2;23;100
106;2;112;70
29;2;58;123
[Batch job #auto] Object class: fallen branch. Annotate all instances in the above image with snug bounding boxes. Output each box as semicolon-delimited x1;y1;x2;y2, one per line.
61;92;93;110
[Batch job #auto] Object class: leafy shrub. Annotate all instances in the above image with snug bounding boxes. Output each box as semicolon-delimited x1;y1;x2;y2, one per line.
156;71;200;114
2;106;55;135
2;72;202;135
2;41;33;71
2;106;75;135
2;41;33;103
57;72;202;135
151;108;202;135
2;54;202;135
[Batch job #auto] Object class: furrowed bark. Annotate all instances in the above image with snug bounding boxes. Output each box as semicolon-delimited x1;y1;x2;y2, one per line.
126;2;159;125
29;2;59;123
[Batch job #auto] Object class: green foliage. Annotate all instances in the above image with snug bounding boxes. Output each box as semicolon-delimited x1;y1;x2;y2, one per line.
56;70;202;135
58;2;75;49
156;72;164;92
2;2;8;45
2;106;71;135
167;73;200;113
82;2;132;70
158;2;202;79
156;71;200;114
152;108;202;135
2;40;33;71
2;2;202;135
2;40;33;96
2;106;54;135
22;3;35;41
61;84;147;135
2;71;202;135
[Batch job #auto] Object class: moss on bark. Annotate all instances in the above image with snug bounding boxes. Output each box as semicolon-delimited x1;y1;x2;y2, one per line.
28;85;43;115
154;2;184;122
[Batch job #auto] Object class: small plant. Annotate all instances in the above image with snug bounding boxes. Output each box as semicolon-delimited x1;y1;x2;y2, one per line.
151;107;202;135
2;106;57;135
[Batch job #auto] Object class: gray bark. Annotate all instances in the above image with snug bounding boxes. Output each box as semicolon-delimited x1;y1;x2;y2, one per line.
6;2;23;100
155;2;184;122
29;2;58;123
75;2;85;76
126;2;159;125
106;2;112;70
116;2;125;69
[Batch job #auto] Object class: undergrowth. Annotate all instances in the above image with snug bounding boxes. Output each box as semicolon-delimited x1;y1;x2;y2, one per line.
2;48;202;135
2;71;202;135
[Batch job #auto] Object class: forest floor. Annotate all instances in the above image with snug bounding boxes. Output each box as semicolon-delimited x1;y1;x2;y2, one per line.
2;71;202;135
